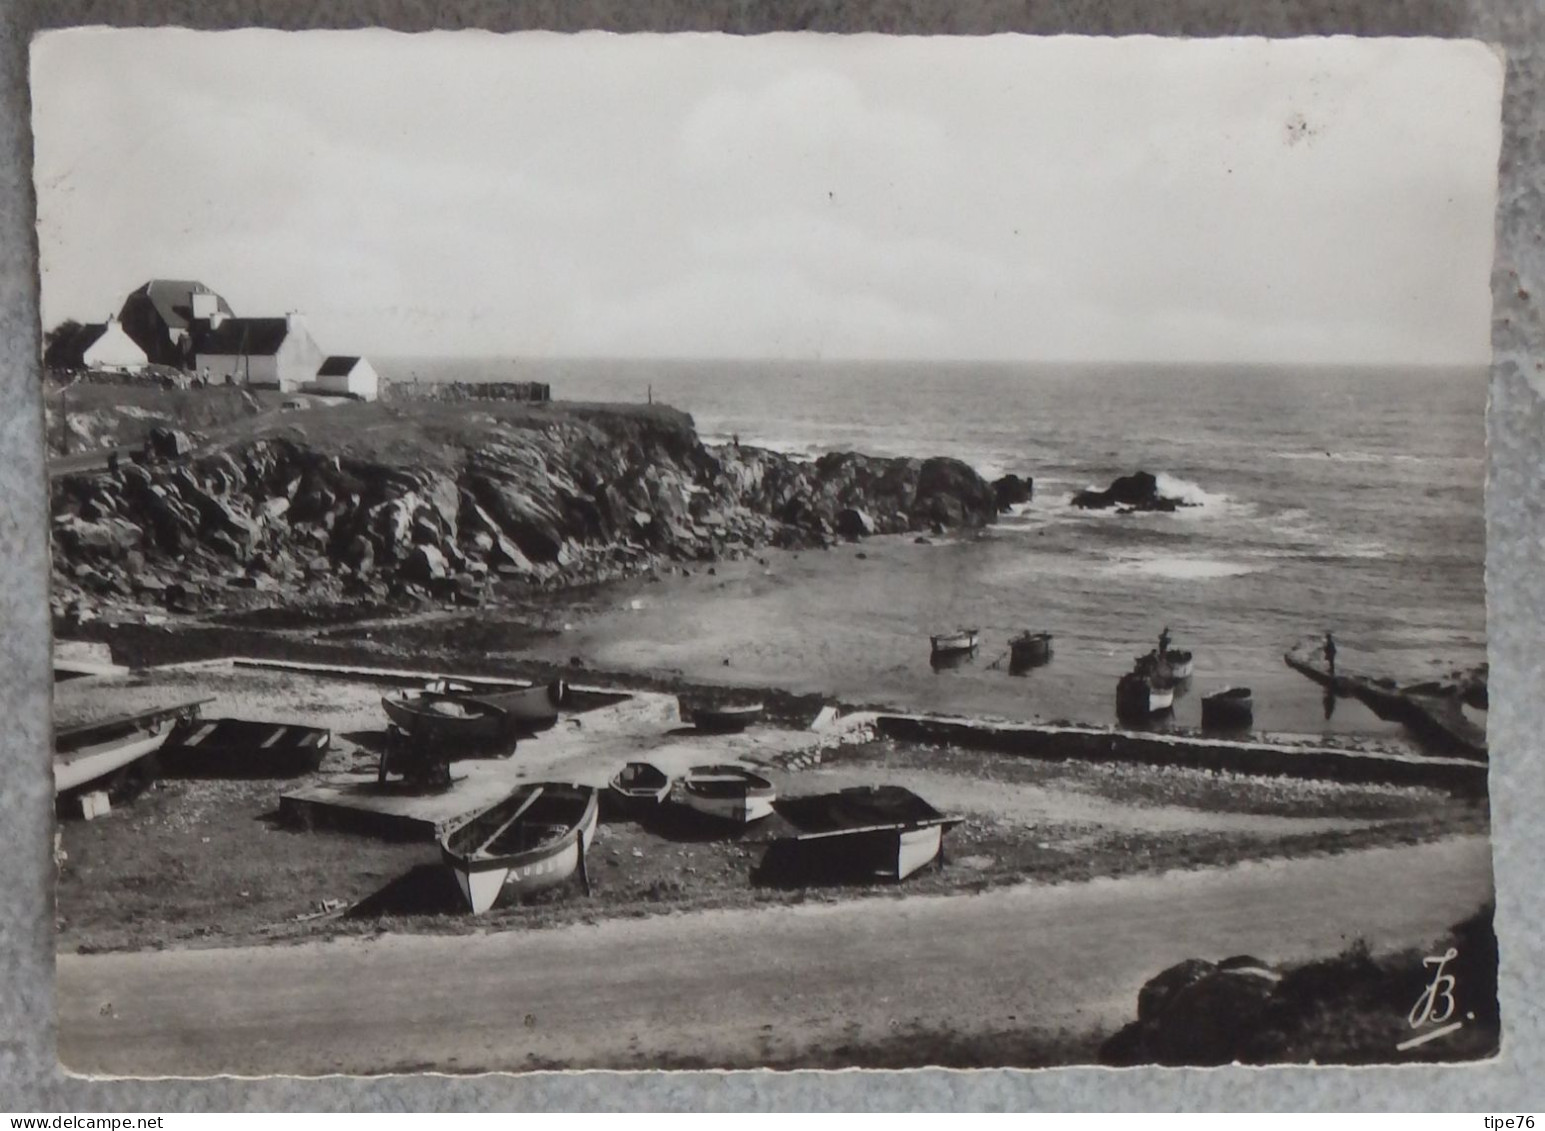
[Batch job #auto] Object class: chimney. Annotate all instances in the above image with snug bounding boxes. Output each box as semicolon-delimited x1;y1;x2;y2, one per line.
286;311;305;333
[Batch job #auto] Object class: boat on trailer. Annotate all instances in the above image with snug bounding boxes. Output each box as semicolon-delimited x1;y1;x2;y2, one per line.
678;698;765;732
930;627;980;656
54;699;211;796
1201;686;1254;731
1116;672;1174;720
760;785;963;883
680;764;777;823
1009;631;1054;669
382;691;510;744
604;761;672;815
439;783;600;913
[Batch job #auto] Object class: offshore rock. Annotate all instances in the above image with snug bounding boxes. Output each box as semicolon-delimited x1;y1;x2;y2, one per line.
1071;470;1184;512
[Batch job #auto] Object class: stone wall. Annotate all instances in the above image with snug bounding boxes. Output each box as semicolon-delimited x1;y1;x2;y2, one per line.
379;379;551;404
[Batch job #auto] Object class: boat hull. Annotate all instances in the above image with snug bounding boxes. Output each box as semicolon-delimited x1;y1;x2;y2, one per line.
757;785;961;884
930;629;980;655
680;765;777;824
678;699;764;732
382;694;509;745
440;785;599;913
1201;688;1254;731
54;722;173;795
1009;633;1054;670
1117;674;1173;720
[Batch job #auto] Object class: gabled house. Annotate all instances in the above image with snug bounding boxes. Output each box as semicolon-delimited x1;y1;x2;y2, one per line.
309;355;380;401
118;280;233;367
191;311;324;392
45;316;149;373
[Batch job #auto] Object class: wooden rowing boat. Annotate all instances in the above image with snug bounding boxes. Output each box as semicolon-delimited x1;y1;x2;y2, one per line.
930;627;980;656
439;783;600;913
1009;631;1054;669
53;699;211;796
424;676;569;732
678;698;764;732
1201;686;1254;731
158;717;332;778
381;691;509;744
680;764;777;823
759;785;963;884
604;761;672;816
1116;672;1174;721
1135;649;1194;683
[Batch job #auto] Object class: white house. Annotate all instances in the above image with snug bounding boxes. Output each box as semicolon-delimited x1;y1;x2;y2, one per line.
310;355;380;401
191;311;324;391
77;316;148;372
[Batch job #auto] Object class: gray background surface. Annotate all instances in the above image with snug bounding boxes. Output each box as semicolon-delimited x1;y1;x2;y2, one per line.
1;0;1539;1112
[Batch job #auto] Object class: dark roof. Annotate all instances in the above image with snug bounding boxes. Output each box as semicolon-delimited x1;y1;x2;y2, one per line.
191;317;290;357
316;355;361;377
122;280;232;331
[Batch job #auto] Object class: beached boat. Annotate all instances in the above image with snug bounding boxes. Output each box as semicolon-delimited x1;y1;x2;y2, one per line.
604;761;672;815
1201;686;1254;731
679;698;765;732
439;783;600;914
158;717;332;778
381;691;509;744
759;785;964;884
930;627;980;656
54;699;211;796
422;676;569;732
680;764;777;823
1116;672;1174;720
1009;631;1054;669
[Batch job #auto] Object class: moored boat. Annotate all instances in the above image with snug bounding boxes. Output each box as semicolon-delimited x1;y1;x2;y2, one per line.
1134;649;1194;683
1009;631;1054;669
1117;672;1174;721
1201;686;1254;731
679;698;764;732
930;627;980;656
758;785;964;884
382;691;510;744
439;782;600;913
604;761;672;815
680;764;777;823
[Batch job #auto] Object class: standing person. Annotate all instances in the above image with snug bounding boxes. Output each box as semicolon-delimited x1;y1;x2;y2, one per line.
1324;631;1338;677
1158;625;1172;659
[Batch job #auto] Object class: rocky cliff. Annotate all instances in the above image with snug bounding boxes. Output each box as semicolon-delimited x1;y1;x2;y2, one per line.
49;403;998;621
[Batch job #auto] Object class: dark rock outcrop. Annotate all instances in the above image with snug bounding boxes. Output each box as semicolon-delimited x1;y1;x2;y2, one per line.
1071;470;1187;513
48;406;999;620
991;473;1034;511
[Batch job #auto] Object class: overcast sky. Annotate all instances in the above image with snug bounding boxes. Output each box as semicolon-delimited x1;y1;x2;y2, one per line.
31;29;1502;365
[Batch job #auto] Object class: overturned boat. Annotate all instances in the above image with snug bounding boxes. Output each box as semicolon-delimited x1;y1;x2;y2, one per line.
604;761;672;816
1201;686;1254;732
382;691;510;745
54;699;210;797
158;717;332;778
680;764;777;823
439;782;600;914
679;698;764;733
1117;672;1174;721
1009;631;1054;670
759;785;963;884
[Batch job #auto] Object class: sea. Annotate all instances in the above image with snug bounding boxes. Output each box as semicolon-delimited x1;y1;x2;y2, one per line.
376;357;1488;739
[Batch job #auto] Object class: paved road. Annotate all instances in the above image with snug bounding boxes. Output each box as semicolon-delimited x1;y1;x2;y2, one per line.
58;836;1493;1074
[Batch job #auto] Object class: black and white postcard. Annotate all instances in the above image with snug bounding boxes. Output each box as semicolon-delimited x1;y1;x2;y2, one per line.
33;28;1503;1075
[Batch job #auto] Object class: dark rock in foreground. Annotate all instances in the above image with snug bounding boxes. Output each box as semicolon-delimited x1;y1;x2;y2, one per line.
1070;470;1186;513
48;402;999;620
